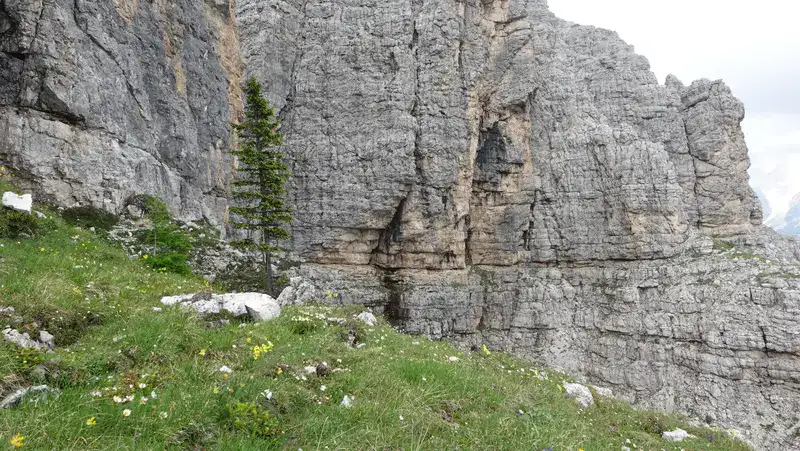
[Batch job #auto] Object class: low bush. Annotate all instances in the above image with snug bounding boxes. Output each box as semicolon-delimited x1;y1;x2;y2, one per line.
62;206;119;231
0;208;38;238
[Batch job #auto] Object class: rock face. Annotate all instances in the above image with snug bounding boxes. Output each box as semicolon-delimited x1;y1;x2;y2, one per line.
236;0;796;448
0;0;243;225
1;0;796;448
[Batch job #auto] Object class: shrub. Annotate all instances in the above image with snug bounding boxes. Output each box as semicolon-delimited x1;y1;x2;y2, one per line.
146;252;192;275
62;206;118;231
0;208;38;238
227;401;279;438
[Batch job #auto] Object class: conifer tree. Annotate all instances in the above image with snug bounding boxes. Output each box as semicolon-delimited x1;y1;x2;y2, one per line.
230;77;292;295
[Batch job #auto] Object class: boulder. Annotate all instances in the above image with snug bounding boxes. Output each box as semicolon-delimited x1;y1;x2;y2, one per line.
3;328;53;350
1;192;32;214
662;428;691;442
563;383;594;409
357;311;377;327
0;385;57;409
160;292;281;322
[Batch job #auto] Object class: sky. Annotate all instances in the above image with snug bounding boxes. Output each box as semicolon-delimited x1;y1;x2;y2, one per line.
547;0;800;227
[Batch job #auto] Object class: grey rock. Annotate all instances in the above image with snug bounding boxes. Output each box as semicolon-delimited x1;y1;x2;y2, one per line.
341;395;353;408
235;1;794;448
3;328;52;350
662;428;691;442
161;292;280;322
591;385;614;399
563;383;594;409
2;192;32;213
38;330;54;348
243;295;281;322
0;385;56;409
0;0;243;227
357;311;377;327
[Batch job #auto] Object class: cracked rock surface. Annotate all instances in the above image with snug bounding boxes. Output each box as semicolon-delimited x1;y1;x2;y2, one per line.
0;0;243;226
237;0;798;448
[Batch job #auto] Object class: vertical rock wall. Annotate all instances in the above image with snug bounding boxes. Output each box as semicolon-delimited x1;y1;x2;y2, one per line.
0;0;243;224
238;0;796;448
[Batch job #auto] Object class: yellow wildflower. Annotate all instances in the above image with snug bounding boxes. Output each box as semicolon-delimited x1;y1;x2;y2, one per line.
39;247;45;252
198;349;206;357
276;367;283;375
86;417;96;426
9;434;24;448
212;386;220;394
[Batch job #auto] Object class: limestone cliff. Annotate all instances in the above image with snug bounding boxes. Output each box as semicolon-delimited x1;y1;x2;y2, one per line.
237;0;798;448
2;0;798;448
0;0;242;225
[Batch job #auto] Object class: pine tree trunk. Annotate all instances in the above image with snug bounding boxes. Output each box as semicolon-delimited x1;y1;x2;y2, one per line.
265;250;274;295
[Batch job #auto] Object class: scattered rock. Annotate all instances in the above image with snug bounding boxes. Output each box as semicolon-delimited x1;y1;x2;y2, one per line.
304;366;318;375
591;385;614;398
357;311;377;327
621;447;631;451
152;307;163;312
0;385;57;409
219;365;233;374
3;328;53;350
448;356;460;362
160;292;281;322
563;383;594;409
326;317;346;326
340;395;353;408
34;211;47;219
316;362;330;377
1;192;32;214
662;428;692;442
38;330;55;348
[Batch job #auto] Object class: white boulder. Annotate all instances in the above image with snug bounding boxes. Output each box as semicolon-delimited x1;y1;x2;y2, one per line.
160;292;281;322
662;428;692;442
357;311;377;327
2;192;32;213
563;383;594;409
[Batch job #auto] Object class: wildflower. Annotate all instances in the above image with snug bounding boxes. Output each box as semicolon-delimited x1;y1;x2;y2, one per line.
198;349;206;357
159;411;168;419
86;417;97;426
39;247;45;252
139;397;148;404
122;409;132;417
113;396;124;403
138;383;147;389
213;386;220;394
9;433;24;448
246;337;252;343
482;344;491;356
252;342;274;360
123;395;134;402
90;391;102;397
142;254;149;260
320;385;327;392
276;367;283;375
399;415;404;421
150;390;157;399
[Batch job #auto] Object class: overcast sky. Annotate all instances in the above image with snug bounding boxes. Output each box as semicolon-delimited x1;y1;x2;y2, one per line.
547;0;800;225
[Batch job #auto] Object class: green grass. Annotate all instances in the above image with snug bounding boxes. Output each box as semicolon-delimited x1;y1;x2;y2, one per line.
0;213;749;450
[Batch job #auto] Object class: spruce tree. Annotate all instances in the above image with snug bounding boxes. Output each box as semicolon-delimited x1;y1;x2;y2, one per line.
230;77;292;295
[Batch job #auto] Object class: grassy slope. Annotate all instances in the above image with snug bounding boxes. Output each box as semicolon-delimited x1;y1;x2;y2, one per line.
0;211;748;450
